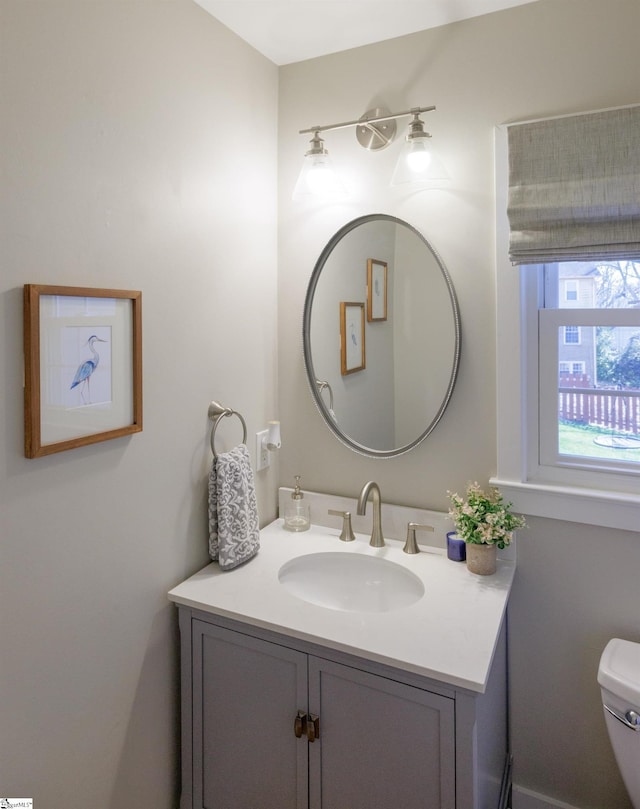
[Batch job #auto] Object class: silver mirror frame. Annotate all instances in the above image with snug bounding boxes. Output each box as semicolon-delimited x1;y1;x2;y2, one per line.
302;214;461;459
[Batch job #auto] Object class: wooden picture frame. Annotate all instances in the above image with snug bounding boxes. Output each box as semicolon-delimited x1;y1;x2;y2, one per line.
367;258;388;322
24;284;142;458
340;301;366;375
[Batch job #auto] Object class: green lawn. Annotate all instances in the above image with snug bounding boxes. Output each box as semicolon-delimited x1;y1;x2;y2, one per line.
559;420;640;463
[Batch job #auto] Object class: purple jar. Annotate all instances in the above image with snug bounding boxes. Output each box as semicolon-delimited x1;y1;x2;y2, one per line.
446;531;466;562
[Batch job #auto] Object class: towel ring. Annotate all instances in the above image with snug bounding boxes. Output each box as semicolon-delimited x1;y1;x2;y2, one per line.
208;400;247;459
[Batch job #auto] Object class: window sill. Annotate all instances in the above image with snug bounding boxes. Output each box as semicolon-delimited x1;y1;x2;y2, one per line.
490;477;640;533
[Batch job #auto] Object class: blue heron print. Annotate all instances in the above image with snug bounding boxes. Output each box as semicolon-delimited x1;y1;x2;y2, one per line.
70;334;107;404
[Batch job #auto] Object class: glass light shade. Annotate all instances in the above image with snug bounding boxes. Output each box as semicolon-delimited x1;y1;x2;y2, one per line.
391;136;449;187
406;138;432;172
293;152;347;200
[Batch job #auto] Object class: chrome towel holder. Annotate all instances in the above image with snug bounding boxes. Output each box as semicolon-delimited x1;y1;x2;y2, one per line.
208;400;247;459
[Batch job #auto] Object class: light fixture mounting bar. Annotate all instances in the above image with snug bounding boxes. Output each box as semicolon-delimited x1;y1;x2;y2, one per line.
299;105;436;136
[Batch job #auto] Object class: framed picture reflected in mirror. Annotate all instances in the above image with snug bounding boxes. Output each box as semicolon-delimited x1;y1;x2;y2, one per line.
367;258;387;322
340;301;365;375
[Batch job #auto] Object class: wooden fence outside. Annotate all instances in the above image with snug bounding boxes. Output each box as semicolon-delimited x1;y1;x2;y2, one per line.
559;385;640;435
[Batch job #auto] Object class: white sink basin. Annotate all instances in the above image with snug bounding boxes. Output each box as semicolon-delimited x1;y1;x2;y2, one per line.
278;552;424;613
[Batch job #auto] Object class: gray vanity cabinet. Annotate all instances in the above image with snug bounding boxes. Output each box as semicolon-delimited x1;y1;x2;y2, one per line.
182;611;457;809
307;657;455;809
191;619;308;809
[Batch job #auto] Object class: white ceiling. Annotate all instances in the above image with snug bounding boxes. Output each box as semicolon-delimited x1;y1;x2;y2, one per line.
194;0;539;65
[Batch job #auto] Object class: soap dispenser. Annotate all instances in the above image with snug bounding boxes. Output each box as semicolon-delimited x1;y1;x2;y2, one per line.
284;476;311;532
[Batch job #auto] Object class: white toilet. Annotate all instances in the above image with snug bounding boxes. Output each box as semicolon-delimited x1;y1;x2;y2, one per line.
598;638;640;809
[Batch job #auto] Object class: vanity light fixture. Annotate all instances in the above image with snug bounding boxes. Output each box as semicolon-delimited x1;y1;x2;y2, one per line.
294;106;447;199
292;132;346;199
390;109;450;186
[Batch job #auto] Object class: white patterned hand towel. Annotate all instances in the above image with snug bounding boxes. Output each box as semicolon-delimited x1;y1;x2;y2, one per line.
208;444;260;570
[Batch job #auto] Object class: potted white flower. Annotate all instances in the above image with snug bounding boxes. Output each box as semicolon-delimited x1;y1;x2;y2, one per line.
447;482;526;575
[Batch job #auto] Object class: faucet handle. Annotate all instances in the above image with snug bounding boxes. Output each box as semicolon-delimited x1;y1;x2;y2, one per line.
403;522;435;554
328;509;356;542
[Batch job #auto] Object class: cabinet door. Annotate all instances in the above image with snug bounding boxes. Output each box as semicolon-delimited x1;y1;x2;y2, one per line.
192;620;309;809
308;658;455;809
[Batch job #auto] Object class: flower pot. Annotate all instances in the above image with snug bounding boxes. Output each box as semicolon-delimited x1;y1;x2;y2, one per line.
466;543;497;576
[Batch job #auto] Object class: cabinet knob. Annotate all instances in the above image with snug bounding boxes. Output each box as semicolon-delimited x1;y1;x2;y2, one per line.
294;710;320;742
306;713;320;742
294;710;306;739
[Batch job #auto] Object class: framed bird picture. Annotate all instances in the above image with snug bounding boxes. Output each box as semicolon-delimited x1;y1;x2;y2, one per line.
339;301;365;375
367;258;388;322
23;285;142;458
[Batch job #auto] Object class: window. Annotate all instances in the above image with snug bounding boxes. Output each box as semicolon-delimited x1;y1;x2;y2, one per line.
538;261;640;476
563;325;581;345
564;280;578;302
496;254;640;530
559;361;585;375
494;109;640;530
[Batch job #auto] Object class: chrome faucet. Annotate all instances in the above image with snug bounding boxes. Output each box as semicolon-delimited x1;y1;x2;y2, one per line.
357;481;385;547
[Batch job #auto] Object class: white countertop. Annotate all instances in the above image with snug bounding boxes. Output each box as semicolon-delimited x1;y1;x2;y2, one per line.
168;519;515;693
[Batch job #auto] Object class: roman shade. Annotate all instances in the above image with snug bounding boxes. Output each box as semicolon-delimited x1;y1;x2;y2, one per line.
507;105;640;264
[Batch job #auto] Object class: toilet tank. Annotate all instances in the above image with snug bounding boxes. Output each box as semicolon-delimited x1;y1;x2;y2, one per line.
598;638;640;809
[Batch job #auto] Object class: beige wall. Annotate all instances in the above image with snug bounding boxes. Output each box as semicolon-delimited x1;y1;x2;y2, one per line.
0;2;278;807
277;2;640;807
3;2;640;808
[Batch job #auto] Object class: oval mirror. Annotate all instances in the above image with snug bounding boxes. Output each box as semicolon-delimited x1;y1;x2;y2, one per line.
303;214;460;458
